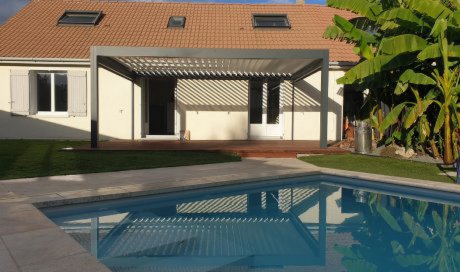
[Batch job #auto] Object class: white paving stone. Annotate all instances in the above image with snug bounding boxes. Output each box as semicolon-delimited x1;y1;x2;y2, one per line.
0;158;458;271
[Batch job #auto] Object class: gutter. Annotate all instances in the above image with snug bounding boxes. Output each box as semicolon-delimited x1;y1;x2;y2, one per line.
0;57;357;70
329;61;357;70
0;57;90;66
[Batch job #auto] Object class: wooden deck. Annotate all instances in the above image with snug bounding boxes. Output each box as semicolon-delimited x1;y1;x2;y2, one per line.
77;140;349;158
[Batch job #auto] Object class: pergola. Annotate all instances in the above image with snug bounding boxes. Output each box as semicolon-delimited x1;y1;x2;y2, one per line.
90;47;330;148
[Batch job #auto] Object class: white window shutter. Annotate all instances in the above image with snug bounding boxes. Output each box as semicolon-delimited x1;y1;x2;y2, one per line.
68;70;87;117
29;71;38;115
10;70;30;115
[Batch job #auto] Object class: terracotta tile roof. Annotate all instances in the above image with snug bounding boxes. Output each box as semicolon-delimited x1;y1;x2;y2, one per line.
0;0;359;63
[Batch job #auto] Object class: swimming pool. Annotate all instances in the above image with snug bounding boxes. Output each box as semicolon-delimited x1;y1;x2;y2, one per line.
42;175;460;272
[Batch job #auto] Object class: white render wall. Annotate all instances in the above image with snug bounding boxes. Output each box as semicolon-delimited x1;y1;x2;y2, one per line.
0;65;92;139
0;65;139;140
177;79;249;140
283;70;345;141
0;64;344;141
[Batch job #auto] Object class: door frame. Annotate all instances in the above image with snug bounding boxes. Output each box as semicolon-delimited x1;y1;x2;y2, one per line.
143;77;179;140
248;79;284;140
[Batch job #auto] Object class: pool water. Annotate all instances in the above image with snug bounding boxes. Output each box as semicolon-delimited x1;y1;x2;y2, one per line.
42;175;460;272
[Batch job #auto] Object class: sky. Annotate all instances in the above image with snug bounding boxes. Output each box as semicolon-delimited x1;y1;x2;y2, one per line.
0;0;326;24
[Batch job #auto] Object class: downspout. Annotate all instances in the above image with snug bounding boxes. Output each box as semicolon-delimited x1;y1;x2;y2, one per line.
131;81;135;140
291;80;295;141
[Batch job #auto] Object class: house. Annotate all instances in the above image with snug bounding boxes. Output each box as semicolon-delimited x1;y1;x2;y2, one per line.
0;0;358;148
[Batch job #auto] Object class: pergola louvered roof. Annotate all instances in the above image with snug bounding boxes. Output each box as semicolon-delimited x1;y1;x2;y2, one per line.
96;47;328;81
114;56;319;79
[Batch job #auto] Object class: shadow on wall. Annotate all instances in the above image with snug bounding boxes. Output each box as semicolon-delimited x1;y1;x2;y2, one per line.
0;110;112;140
284;80;343;140
175;78;342;140
176;79;248;137
178;79;248;112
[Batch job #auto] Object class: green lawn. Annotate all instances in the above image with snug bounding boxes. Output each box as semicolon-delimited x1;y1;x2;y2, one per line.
0;140;240;180
299;154;455;183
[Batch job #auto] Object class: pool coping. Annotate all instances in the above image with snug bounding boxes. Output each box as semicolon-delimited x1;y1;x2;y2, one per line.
1;159;460;272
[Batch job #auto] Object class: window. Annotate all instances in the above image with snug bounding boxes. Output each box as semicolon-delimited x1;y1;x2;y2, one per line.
267;80;280;124
58;11;102;26
37;72;68;113
252;14;290;28
249;80;263;124
168;16;186;28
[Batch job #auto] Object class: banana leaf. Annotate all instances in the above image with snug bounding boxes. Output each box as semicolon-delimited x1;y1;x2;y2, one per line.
432;211;445;237
404;106;417;129
402;212;431;244
450;10;460;27
430;18;448;38
434;106;446;133
398;69;437;85
327;0;383;21
359;38;374;60
378;8;430;31
380;21;400;30
379;34;427;55
379;103;408;131
403;0;452;21
391;241;406;254
338;54;416;85
342;259;378;272
333;15;378;44
395;254;432;267
334;244;362;259
418;44;460;60
395;82;409;95
377;205;402;232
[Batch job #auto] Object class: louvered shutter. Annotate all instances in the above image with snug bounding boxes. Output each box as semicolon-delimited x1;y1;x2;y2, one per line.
68;71;87;117
29;71;38;115
10;70;30;115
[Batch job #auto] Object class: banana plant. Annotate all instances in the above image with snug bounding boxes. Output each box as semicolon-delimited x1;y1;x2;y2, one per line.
324;0;460;163
379;70;438;153
335;192;460;271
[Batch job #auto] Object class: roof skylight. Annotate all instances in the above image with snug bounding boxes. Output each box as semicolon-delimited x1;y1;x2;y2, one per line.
168;16;186;28
253;14;290;28
58;11;102;26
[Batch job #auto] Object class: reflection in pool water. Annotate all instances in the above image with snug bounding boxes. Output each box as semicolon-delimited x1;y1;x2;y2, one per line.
42;176;460;272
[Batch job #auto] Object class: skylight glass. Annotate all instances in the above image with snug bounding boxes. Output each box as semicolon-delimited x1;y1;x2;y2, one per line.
253;14;291;28
58;11;102;26
168;16;186;28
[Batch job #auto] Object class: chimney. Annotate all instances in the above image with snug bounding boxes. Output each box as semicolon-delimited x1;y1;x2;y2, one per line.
296;0;304;4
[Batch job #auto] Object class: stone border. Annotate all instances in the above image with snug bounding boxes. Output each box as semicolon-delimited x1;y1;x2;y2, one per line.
34;167;460;209
1;160;460;272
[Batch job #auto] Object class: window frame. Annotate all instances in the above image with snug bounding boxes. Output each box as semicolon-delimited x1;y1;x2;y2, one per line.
252;14;291;29
58;10;103;26
167;16;186;28
36;71;69;116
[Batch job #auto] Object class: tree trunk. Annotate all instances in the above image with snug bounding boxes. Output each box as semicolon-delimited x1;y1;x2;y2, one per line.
443;108;455;164
430;138;440;159
377;106;384;140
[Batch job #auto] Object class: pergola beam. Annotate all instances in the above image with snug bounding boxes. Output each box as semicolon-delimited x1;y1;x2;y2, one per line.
90;47;99;149
320;51;329;148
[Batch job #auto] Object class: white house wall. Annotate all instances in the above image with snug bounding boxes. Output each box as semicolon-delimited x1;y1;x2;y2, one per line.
0;65;344;141
0;65;92;139
283;70;344;141
177;79;248;140
98;67;136;140
0;65;139;140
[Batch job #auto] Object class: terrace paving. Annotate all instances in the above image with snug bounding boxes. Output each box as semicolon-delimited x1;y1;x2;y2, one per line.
0;158;459;271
